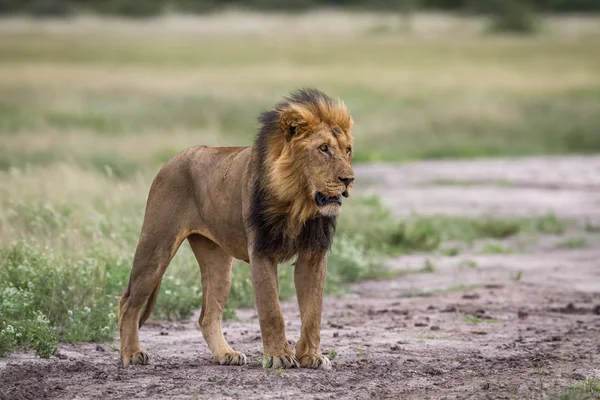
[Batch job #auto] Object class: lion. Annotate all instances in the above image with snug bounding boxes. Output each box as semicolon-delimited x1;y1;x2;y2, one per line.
118;89;354;370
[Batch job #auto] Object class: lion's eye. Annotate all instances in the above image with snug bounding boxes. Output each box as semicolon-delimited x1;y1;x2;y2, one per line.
319;144;329;153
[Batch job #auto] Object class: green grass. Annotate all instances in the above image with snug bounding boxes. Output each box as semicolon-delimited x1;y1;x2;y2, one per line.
441;247;460;256
0;176;572;358
0;193;386;357
556;378;600;400
337;200;566;256
535;213;566;234
0;19;599;171
418;333;440;340
483;243;515;254
0;242;120;356
401;283;483;298
421;259;437;273
327;348;338;360
585;222;600;233
464;314;497;324
387;213;567;254
510;271;524;281
556;237;588;249
459;259;478;269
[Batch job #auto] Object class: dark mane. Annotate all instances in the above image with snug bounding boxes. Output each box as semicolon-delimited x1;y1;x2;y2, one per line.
248;89;337;261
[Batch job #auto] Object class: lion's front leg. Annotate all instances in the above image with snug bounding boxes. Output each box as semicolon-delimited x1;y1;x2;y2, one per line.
250;254;299;369
294;251;331;370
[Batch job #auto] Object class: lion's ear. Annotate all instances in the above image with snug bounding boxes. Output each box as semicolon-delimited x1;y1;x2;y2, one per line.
279;109;305;140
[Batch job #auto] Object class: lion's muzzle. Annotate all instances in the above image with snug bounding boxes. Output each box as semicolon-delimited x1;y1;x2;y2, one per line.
315;192;342;207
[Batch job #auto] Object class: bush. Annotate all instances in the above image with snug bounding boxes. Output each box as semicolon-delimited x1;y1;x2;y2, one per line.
389;218;442;252
25;0;71;16
89;0;163;17
0;0;71;16
386;213;567;253
336;195;399;254
0;287;58;358
536;0;600;12
227;265;256;309
0;242;124;354
154;275;201;321
327;234;383;286
487;0;538;34
1;0;600;16
175;0;221;14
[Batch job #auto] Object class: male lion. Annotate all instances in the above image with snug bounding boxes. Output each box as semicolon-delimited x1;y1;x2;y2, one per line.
119;89;354;370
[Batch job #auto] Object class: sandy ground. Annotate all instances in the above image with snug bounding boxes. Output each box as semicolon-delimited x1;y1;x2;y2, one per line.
1;155;600;399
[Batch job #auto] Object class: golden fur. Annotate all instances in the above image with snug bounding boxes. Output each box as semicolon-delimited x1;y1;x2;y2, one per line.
118;89;354;370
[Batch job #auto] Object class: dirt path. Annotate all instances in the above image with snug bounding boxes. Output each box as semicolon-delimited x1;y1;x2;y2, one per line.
2;156;600;400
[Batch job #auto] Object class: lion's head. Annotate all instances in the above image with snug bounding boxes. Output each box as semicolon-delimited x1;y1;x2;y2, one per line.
250;89;354;259
259;89;354;218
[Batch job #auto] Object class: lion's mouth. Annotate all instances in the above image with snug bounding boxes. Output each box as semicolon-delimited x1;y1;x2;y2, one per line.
315;192;342;207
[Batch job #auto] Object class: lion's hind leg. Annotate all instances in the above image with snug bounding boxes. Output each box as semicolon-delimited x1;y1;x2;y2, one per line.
119;224;186;366
188;234;246;366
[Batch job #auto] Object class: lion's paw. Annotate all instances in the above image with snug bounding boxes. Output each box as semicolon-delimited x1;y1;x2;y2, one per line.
265;353;299;369
298;354;332;370
215;351;247;366
121;350;150;366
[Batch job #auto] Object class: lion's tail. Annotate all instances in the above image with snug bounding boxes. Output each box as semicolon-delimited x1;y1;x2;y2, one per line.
138;278;162;328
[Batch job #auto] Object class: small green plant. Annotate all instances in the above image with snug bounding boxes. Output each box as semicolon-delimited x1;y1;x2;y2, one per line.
327;348;338;360
421;259;436;273
556;238;587;249
459;259;478;269
535;213;565;235
263;353;271;370
584;222;600;233
536;365;544;396
326;234;384;287
222;307;237;321
510;271;523;281
154;275;201;321
358;349;366;356
335;195;398;254
464;315;497;324
262;353;285;376
401;283;483;298
464;315;483;324
443;284;482;294
389;218;441;252
475;219;521;239
483;243;514;254
0;289;58;358
400;290;434;298
441;247;460;256
418;334;439;340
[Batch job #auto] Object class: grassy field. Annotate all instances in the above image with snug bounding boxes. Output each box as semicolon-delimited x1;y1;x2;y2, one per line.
0;12;599;357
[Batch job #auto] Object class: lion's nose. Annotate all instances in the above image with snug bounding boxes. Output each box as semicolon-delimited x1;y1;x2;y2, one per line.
339;177;354;187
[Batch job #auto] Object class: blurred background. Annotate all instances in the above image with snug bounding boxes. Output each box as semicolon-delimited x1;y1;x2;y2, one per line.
0;0;599;360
